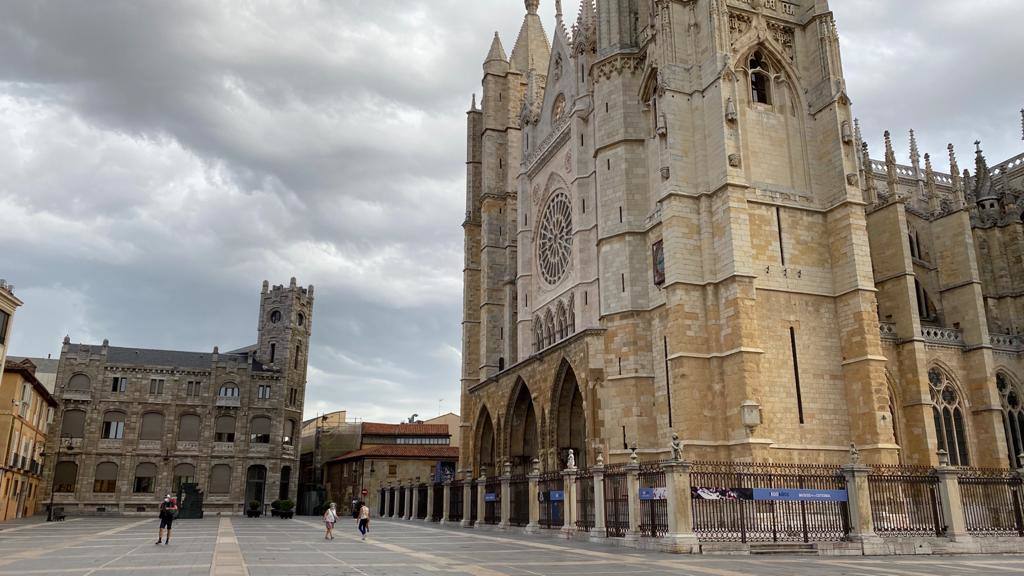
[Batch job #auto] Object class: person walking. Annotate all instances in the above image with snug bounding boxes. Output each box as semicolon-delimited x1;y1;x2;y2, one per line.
357;501;370;541
156;494;178;545
323;502;338;540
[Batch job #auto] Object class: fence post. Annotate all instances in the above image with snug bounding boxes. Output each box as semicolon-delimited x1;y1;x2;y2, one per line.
475;471;487;528
461;470;473;528
500;461;512;530
562;467;578;539
625;458;641;543
841;460;883;548
591;456;607;540
935;453;972;541
527;458;541;534
441;479;451;524
663;460;699;553
425;483;433;522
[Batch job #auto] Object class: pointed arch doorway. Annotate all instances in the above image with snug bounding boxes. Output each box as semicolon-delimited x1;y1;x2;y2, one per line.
508;380;538;476
476;407;496;477
553;360;586;470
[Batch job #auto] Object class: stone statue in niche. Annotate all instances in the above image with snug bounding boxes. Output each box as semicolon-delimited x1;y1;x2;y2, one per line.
566;448;576;470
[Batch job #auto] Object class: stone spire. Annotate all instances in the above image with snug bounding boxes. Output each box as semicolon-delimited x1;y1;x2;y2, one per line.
571;0;597;55
510;0;551;72
909;129;921;177
924;153;939;211
862;141;878;203
485;31;508;64
884;130;899;198
948;143;964;206
974;140;996;201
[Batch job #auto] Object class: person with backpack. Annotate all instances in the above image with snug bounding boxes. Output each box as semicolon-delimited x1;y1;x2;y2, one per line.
156;494;178;545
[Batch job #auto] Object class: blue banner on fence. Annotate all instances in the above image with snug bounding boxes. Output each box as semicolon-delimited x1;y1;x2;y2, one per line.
639;487;668;501
484;492;498;502
752;488;848;502
548;490;565;502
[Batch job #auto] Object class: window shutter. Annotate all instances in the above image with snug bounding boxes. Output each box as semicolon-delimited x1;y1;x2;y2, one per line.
61;410;86;437
209;464;231;494
139;413;164;440
178;414;201;441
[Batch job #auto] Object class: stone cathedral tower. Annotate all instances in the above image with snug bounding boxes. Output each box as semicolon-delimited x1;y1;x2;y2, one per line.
460;0;912;475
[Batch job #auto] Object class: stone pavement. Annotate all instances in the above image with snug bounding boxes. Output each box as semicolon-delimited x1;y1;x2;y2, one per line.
0;517;1023;575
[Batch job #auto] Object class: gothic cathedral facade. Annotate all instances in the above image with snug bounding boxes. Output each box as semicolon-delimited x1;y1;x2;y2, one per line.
459;0;1024;476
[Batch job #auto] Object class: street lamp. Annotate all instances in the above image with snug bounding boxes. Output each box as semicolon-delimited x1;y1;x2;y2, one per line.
42;435;75;522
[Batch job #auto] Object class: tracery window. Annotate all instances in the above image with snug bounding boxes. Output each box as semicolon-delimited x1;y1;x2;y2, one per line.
998;373;1024;468
749;51;772;105
929;368;970;466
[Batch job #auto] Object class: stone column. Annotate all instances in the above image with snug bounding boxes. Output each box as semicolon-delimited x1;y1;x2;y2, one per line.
526;459;541;534
384;485;392;519
425;483;434;522
662;461;699;553
411;481;420;520
475;472;487;528
441;480;451;524
405;483;414;520
500;462;511;530
625;461;641;543
841;460;882;548
935;455;972;541
561;468;577;539
460;471;472;528
591;460;607;540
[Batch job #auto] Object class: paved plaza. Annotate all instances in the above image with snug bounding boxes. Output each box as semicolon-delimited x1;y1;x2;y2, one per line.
0;517;1022;576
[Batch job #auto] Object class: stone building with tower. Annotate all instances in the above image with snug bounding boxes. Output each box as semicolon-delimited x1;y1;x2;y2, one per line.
41;278;313;516
458;0;1024;480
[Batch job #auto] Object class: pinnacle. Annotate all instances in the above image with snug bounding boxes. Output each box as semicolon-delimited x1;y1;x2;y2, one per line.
485;31;508;64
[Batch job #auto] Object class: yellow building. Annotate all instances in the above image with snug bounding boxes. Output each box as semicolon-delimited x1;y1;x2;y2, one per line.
1;359;58;520
0;280;21;372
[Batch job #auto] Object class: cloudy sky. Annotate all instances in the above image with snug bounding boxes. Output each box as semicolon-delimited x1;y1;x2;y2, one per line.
2;1;1021;423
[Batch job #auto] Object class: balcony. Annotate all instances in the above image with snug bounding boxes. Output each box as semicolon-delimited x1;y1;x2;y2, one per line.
249;442;270;455
922;325;964;347
216;396;241;408
97;439;123;451
213;442;235;455
282;445;295;458
991;333;1024;353
878;322;899;342
137;440;162;453
63;389;92;401
176;441;200;453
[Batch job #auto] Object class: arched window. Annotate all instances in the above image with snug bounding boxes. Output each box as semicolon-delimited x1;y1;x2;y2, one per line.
998;373;1024;468
556;303;567;341
283;419;295;446
178;414;201;442
54;461;78;493
498;357;505;371
915;280;938;323
173;463;196;492
218;384;239;397
929;368;970;466
215;415;236;443
134;463;157;493
101;411;125;440
139;412;164;441
93;462;118;493
250;416;271;444
298;312;306;327
544;311;555;348
749;51;772;105
209;464;231;494
269;309;282;324
67;373;91;391
61;409;86;438
568;295;576;334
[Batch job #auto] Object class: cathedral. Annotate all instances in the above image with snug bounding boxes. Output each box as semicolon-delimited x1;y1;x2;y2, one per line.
458;0;1024;476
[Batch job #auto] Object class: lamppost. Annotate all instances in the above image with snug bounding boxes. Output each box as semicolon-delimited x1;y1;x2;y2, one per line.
42;435;75;522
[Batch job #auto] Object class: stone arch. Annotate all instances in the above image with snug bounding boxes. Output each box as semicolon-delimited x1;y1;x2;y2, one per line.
927;365;971;466
567;294;576;334
534;317;544;352
505;378;539;475
474;404;497;477
550;358;587;471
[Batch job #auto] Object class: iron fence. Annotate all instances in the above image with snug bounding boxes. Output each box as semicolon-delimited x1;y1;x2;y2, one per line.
509;475;530;527
431;483;443;521
958;469;1024;536
576;469;594;532
604;467;629;537
539;472;565;529
868;465;944;537
638;463;668;538
449;481;464;523
484;477;501;525
417;485;428;519
691;461;850;543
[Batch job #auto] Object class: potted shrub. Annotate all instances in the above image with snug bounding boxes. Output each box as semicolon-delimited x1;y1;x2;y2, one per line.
270;500;281;518
246;500;262;518
277;499;294;519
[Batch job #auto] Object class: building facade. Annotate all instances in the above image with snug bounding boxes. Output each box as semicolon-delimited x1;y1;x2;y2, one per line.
459;0;1023;477
0;280;22;371
1;359;58;520
41;279;313;516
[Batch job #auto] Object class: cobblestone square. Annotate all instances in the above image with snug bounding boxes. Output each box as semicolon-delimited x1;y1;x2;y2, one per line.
0;518;1023;576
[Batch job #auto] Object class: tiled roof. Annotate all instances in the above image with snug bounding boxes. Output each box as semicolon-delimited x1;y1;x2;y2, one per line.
361;422;449;436
7;356;59;374
3;360;58;407
328;445;458;463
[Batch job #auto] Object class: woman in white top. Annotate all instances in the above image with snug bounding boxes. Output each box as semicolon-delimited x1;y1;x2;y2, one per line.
323;502;338;540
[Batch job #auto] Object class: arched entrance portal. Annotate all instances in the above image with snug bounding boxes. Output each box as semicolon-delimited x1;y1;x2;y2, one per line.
245;465;267;508
476;407;496;476
508;381;538;475
553;360;586;470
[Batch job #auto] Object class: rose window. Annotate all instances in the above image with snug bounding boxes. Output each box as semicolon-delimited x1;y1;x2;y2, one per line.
538;192;573;284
